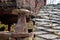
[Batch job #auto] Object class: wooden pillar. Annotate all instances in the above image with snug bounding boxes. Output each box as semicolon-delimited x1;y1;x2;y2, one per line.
12;9;30;40
15;13;27;32
8;24;11;31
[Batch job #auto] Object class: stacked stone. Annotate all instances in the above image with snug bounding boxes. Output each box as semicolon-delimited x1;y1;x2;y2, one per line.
33;6;60;40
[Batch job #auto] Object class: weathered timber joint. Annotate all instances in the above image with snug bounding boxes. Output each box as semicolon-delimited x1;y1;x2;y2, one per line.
0;0;46;40
0;8;34;40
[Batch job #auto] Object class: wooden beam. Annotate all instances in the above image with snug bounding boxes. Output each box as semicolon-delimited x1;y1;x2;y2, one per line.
0;32;31;37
